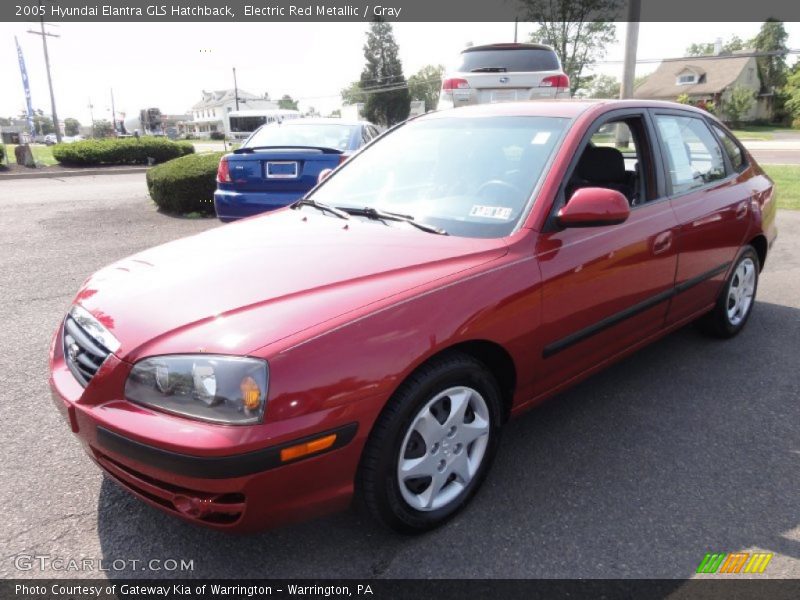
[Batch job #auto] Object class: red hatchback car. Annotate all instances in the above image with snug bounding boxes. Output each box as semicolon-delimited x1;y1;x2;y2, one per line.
50;100;776;533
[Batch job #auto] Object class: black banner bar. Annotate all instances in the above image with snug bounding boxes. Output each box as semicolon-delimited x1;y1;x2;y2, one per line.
4;579;800;600
4;0;800;23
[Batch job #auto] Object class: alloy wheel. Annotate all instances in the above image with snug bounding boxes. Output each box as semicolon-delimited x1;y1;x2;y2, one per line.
396;386;490;512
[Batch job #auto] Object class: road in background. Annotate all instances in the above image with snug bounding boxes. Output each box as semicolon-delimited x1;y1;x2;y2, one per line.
0;174;798;580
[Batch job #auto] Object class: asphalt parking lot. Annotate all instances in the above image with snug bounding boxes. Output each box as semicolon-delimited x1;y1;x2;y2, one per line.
1;174;798;580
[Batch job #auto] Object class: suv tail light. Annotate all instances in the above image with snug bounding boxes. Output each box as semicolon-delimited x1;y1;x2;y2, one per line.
540;74;570;89
442;78;470;91
339;153;350;165
216;156;231;183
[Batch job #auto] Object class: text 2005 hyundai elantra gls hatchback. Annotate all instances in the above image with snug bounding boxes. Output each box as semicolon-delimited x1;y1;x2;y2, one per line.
50;100;776;533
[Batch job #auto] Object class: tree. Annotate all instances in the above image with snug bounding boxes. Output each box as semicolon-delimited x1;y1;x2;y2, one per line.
329;109;342;118
92;119;115;138
723;86;755;126
64;118;81;136
278;95;299;110
408;64;445;111
587;74;620;98
782;65;800;124
752;19;789;91
521;0;619;95
360;20;410;127
685;35;745;57
33;114;55;135
341;81;365;105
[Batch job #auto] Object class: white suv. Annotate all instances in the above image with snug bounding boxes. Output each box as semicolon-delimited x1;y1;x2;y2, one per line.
437;43;571;110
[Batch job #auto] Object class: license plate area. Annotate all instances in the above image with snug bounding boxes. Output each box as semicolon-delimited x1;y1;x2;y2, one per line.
265;161;298;179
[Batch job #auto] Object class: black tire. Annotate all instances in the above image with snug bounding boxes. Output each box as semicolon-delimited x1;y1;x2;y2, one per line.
697;245;760;338
357;352;504;534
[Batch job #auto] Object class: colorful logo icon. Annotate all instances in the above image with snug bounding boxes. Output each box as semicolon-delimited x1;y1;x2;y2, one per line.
696;552;773;574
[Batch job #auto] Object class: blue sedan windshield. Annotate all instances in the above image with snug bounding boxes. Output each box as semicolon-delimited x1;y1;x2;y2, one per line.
310;116;568;238
246;123;357;151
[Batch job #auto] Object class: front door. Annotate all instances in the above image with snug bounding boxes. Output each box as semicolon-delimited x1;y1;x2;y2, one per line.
535;111;679;394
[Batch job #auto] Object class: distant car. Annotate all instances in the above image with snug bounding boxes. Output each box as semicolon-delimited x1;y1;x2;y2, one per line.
214;119;379;221
44;134;58;145
438;43;571;110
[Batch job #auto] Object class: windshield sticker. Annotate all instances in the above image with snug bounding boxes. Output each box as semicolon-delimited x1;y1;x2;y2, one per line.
470;205;513;220
531;131;552;145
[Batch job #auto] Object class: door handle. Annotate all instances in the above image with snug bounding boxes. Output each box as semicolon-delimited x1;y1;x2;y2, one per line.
652;231;673;255
735;201;748;220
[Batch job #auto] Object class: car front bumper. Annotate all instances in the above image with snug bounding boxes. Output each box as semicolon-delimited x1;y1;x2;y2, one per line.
49;340;365;532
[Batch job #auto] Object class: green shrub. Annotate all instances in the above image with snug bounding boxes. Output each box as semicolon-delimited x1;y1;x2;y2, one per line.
146;152;223;215
51;136;195;166
0;145;4;164
210;131;226;140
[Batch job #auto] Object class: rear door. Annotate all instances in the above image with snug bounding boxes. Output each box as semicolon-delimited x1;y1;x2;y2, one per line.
650;110;752;325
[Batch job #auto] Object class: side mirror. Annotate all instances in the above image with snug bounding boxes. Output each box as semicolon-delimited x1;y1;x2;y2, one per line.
557;187;630;228
318;168;334;184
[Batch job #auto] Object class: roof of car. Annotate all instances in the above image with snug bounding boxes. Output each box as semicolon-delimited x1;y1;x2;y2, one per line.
463;43;555;53
418;99;710;120
280;118;370;126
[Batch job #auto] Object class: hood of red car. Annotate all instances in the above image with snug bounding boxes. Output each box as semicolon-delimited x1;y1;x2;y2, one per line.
75;209;508;361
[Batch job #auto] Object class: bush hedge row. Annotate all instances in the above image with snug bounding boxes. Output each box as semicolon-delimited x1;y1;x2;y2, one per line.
146;151;223;215
52;137;194;166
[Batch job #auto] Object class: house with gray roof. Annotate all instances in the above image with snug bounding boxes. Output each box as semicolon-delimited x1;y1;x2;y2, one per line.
634;52;772;122
190;89;276;136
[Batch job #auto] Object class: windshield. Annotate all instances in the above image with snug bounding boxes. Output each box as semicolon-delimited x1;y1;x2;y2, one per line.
246;123;357;151
456;49;560;73
309;116;568;238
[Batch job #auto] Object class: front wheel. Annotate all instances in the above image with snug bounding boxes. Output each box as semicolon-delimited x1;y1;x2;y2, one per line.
698;246;760;338
357;353;503;533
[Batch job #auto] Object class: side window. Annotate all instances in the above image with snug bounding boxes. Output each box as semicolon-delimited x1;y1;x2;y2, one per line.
565;116;655;207
712;124;746;173
655;114;726;194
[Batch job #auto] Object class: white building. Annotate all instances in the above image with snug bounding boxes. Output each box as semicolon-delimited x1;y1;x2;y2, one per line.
190;89;276;136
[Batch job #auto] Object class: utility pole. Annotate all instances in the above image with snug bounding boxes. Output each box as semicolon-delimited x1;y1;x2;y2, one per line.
110;88;117;135
619;0;641;100
28;10;62;143
616;0;640;148
232;67;240;111
88;99;95;138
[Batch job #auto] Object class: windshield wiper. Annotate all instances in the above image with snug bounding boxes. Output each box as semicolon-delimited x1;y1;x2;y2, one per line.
292;198;350;220
338;206;447;235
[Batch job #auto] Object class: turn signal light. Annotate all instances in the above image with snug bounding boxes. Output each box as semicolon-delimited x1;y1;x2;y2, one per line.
240;376;262;411
280;434;337;462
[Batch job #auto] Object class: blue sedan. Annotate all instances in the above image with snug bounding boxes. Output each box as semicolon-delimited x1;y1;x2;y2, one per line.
214;119;380;221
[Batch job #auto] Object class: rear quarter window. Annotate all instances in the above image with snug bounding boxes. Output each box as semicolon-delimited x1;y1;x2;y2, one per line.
712;124;747;173
456;48;561;73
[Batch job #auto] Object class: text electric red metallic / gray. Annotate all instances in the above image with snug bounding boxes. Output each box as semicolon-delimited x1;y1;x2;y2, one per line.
49;100;777;533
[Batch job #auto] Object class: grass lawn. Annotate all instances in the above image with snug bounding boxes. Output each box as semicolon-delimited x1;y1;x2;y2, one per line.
729;125;795;141
2;144;58;166
763;165;800;210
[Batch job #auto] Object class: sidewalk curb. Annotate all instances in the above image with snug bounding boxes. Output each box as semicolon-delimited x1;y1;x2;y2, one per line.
0;166;149;181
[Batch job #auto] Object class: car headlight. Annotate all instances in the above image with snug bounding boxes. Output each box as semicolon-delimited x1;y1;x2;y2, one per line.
125;355;268;425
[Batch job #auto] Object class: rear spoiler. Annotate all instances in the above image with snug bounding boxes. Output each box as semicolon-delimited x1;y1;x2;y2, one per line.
233;145;344;154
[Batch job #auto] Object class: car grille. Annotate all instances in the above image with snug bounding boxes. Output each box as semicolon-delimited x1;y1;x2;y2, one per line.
63;315;112;387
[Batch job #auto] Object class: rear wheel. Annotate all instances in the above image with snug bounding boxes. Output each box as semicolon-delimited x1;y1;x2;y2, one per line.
357;353;503;533
698;246;759;338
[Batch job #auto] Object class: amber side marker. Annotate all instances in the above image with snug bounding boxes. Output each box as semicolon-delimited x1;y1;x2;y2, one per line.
280;434;337;462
